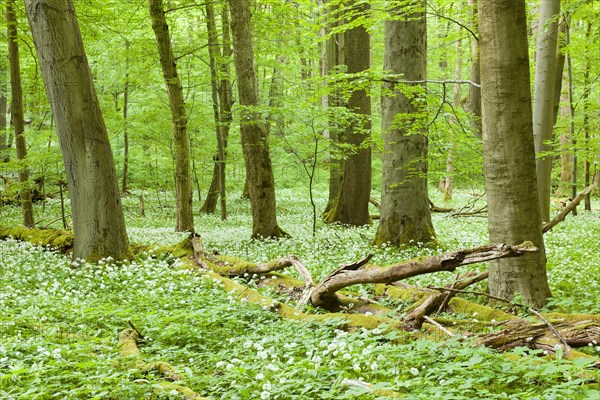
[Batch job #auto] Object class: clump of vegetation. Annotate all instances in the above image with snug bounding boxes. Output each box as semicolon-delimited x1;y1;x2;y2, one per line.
1;191;599;399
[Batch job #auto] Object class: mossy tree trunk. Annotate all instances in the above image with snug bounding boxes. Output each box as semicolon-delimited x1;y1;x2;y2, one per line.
228;0;288;238
148;0;194;233
374;1;435;246
324;0;371;226
7;0;35;228
478;0;551;307
25;0;129;261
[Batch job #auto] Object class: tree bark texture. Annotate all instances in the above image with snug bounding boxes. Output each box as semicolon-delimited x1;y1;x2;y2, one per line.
228;0;287;238
7;0;35;228
0;57;7;161
324;0;371;226
532;0;560;223
374;2;435;246
478;0;551;307
121;41;130;194
25;0;129;260
148;0;194;232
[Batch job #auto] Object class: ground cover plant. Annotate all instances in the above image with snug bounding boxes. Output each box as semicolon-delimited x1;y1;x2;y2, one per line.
1;186;599;399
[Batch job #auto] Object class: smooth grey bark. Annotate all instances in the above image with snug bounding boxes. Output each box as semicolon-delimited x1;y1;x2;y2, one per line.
374;1;435;246
320;0;344;215
532;0;560;223
228;0;288;238
25;0;129;260
324;0;371;226
478;0;551;307
201;2;232;220
121;41;130;194
148;0;194;232
7;0;34;227
582;22;592;211
467;0;482;137
0;56;7;162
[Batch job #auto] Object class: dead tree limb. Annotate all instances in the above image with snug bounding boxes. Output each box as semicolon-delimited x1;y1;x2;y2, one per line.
369;196;381;210
311;242;538;310
543;182;598;233
428;198;454;213
403;271;489;330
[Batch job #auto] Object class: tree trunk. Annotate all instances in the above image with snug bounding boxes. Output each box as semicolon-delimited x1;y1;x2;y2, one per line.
228;0;287;238
0;56;7;162
25;0;129;261
582;23;591;211
565;19;577;216
324;0;371;226
532;0;560;223
7;0;35;228
374;1;434;246
478;0;551;307
148;0;194;232
121;41;130;194
467;0;481;137
200;1;230;220
321;0;344;215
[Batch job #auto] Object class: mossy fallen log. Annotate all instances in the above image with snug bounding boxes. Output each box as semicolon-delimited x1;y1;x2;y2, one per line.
0;225;73;253
117;328;205;399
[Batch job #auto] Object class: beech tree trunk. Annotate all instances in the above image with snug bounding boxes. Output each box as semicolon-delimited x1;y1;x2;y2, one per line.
25;0;129;260
7;0;35;228
201;2;232;220
582;23;592;211
228;0;287;238
374;1;434;246
0;57;7;162
148;0;194;232
324;0;371;226
478;0;551;307
320;0;344;215
532;0;560;223
121;41;130;194
467;0;481;137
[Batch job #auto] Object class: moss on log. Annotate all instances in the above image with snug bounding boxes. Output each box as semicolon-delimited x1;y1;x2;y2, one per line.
0;225;73;252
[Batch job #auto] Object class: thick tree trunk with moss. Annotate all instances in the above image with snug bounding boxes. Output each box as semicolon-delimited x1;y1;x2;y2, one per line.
7;0;35;228
148;0;194;233
478;0;551;307
532;0;560;223
324;0;371;226
374;2;435;246
25;0;129;260
228;0;287;238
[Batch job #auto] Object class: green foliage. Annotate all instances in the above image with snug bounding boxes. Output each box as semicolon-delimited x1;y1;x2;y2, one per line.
2;190;599;398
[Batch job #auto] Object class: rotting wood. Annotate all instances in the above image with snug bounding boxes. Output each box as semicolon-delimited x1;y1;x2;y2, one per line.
311;242;537;310
403;271;489;330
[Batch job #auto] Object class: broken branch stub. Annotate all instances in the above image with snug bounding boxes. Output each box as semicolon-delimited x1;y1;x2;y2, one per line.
310;242;538;310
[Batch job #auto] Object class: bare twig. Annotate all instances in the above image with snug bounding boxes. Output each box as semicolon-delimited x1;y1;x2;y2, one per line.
423;316;455;337
529;308;572;353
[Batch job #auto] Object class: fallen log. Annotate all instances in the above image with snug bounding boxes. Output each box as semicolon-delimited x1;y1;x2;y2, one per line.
311;242;538;310
118;328;205;399
543;182;598;233
403;271;489;330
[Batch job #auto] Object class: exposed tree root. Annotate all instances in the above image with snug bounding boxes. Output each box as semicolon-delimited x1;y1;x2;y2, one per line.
118;328;205;399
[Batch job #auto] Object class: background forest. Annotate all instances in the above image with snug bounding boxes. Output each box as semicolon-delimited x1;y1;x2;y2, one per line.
1;0;599;399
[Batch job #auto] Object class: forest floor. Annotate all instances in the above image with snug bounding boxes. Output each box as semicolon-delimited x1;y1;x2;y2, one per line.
1;187;599;399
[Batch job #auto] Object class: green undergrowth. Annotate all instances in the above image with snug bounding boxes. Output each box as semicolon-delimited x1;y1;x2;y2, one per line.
1;187;599;398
